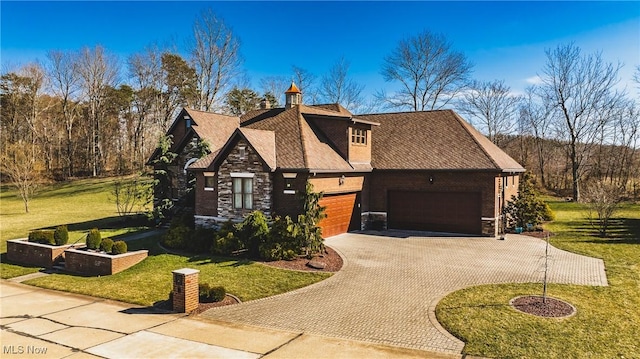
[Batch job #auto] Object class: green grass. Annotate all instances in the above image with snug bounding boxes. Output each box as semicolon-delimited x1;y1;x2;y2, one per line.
0;177;150;251
1;177;150;277
2;177;332;306
24;234;331;306
436;199;640;358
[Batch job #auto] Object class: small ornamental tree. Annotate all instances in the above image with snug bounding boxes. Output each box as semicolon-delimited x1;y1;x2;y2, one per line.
583;180;623;237
112;240;128;254
505;172;554;230
86;228;102;250
297;182;326;257
100;238;114;253
53;225;69;246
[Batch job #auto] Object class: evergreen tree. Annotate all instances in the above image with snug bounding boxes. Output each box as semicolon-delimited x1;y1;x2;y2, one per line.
505;172;554;229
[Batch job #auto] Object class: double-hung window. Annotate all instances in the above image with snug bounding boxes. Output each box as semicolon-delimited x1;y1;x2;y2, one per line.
233;177;253;209
351;128;367;144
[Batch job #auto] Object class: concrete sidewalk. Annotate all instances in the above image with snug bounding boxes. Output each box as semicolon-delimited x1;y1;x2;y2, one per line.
1;281;458;359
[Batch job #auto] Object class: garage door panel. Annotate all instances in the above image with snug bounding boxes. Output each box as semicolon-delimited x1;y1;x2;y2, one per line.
388;191;481;234
318;193;359;238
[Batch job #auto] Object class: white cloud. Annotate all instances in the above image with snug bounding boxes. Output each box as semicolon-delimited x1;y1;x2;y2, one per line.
525;75;543;85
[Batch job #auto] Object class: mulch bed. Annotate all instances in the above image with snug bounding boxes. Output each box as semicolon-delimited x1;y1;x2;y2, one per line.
260;246;343;272
510;295;576;318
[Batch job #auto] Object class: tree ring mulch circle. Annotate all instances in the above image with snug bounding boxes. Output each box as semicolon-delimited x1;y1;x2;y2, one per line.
510;295;576;318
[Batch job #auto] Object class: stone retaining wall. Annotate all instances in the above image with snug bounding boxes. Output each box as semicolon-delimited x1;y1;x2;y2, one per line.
64;249;148;276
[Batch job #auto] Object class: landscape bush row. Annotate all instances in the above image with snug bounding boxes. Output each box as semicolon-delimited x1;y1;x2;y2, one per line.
28;225;69;246
162;211;323;261
85;228;128;254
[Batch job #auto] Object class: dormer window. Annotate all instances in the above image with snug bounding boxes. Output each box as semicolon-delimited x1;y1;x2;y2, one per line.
239;146;246;159
351;128;367;145
184;115;192;129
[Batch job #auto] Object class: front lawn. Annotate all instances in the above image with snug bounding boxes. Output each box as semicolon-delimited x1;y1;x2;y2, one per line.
436;200;640;358
23;234;331;306
1;177;150;277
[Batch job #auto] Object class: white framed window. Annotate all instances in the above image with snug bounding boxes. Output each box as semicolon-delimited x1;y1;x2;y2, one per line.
351;128;367;144
239;146;246;159
233;177;253;209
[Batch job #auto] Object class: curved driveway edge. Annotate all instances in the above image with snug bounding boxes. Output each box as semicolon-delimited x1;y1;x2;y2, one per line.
201;232;608;354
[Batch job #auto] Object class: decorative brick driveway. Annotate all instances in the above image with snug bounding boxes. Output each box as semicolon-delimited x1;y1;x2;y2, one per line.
200;232;608;354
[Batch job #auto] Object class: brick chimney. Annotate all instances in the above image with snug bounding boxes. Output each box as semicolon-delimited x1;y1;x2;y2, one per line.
260;97;271;110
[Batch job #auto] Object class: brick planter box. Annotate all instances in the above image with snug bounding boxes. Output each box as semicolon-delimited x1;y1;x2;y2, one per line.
64;248;148;276
6;239;83;268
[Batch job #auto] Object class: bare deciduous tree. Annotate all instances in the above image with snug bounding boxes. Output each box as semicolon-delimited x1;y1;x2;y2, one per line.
292;65;318;104
190;9;241;112
0;144;42;213
457;79;521;147
379;30;473;111
521;86;556;187
46;50;80;177
539;43;624;201
583;180;623;237
259;75;288;107
319;57;364;112
77;45;120;177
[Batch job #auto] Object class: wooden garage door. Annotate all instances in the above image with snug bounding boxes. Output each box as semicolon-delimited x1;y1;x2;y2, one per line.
388;191;482;235
318;193;359;238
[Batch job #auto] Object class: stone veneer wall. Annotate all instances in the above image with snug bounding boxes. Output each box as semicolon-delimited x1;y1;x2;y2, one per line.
64;249;148;276
6;239;81;268
217;139;272;220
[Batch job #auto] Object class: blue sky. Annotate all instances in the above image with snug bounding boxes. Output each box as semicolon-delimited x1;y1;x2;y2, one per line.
2;1;639;101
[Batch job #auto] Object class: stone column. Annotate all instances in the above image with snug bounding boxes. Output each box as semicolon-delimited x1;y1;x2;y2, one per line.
172;268;199;313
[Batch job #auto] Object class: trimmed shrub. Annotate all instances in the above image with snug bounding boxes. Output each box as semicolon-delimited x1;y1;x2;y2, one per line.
28;230;55;245
161;224;191;249
112;240;128;254
53;225;69;245
259;216;301;261
236;211;269;258
199;283;226;303
86;228;102;249
100;238;114;253
211;221;242;255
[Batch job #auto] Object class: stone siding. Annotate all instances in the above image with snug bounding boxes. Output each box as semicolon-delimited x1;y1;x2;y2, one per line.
217;139;272;220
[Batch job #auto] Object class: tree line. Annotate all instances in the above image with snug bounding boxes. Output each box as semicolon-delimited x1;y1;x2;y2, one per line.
1;8;639;205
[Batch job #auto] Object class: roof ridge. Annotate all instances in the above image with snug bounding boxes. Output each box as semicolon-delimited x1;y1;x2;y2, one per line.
295;106;310;169
450;110;500;170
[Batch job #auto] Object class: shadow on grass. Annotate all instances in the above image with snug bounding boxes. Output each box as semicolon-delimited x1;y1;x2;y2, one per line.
187;254;254;267
37;214;152;232
566;217;640;245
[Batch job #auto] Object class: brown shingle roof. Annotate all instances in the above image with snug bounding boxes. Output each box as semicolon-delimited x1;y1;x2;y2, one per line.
187;108;239;151
359;110;525;172
243;106;353;171
240;128;276;170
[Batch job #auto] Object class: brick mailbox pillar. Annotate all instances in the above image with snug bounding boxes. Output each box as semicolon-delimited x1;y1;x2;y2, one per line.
172;268;199;313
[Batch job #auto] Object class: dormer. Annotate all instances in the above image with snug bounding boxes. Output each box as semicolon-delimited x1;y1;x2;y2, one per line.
285;82;302;108
347;117;378;167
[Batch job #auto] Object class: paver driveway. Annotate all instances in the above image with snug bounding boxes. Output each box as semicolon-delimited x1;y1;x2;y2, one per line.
200;232;608;354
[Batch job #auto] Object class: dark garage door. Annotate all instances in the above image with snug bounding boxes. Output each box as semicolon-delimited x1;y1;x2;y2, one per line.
388;191;482;235
319;193;360;238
